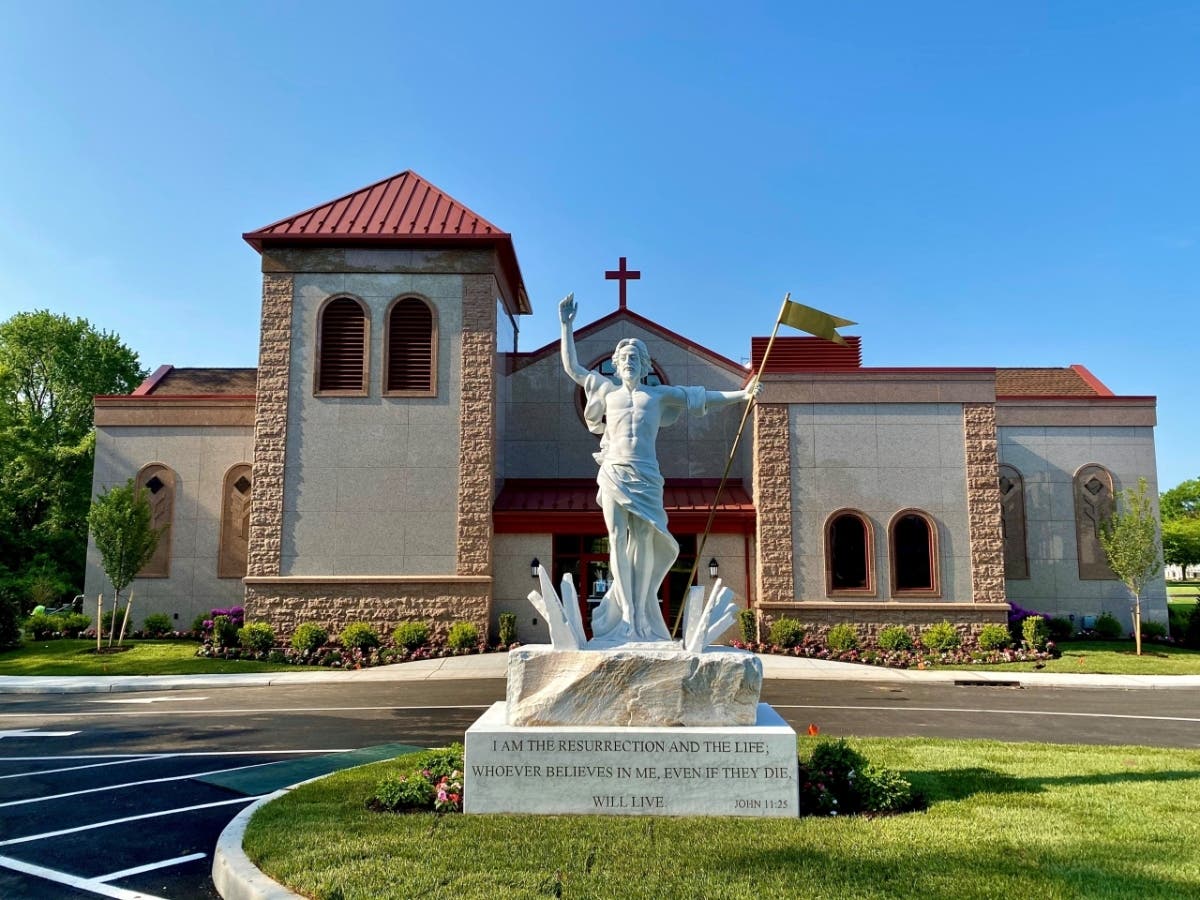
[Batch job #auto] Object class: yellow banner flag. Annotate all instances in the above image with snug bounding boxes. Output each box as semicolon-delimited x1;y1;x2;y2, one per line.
779;300;856;345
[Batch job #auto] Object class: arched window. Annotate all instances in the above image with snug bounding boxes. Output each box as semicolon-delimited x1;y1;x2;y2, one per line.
889;509;940;597
135;463;175;577
825;509;875;596
1074;464;1116;579
384;296;437;396
315;296;369;395
999;465;1029;579
218;464;252;579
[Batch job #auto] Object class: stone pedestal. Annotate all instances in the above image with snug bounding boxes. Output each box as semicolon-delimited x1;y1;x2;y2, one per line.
464;702;798;817
506;644;763;727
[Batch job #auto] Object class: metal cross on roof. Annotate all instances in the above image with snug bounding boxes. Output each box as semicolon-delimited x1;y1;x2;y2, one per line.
605;256;640;310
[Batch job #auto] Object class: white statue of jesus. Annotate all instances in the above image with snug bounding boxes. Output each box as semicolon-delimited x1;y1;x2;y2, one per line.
559;294;759;644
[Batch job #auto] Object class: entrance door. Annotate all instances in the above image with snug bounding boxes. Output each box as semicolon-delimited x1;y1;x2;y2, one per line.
553;534;696;639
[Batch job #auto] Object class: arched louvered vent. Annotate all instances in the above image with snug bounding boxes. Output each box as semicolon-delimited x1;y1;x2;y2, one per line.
317;297;368;393
385;297;437;395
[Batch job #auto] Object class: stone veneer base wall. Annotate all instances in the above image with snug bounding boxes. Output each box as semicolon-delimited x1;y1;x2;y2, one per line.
757;601;1009;645
244;577;492;641
247;274;293;578
754;404;793;602
457;275;497;577
964;403;1006;603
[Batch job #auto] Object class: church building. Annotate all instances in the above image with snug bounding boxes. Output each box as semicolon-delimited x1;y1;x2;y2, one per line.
85;171;1168;641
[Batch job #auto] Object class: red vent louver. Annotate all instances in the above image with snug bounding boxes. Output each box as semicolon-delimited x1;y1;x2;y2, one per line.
387;299;434;393
318;299;367;392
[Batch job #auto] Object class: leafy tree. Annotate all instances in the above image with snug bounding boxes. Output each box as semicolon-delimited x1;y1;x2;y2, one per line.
87;480;162;648
1098;478;1162;656
1160;477;1200;522
0;310;144;601
1162;518;1200;573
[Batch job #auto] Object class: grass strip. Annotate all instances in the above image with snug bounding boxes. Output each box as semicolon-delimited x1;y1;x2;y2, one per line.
973;640;1200;675
0;639;303;675
244;737;1200;900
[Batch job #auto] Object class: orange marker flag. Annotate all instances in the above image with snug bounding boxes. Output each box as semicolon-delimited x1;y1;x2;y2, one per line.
807;723;820;736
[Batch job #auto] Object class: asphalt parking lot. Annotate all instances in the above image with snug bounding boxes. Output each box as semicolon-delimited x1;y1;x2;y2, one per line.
0;738;422;900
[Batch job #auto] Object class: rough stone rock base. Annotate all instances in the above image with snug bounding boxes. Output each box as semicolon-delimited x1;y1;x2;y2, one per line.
465;702;798;817
506;644;763;727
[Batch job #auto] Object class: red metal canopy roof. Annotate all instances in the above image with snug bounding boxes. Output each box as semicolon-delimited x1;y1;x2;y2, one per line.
751;336;862;373
244;170;529;313
494;479;755;534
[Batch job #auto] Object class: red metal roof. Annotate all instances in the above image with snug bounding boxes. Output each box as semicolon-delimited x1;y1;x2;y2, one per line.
751;336;862;373
494;479;755;534
244;170;507;244
244;170;529;314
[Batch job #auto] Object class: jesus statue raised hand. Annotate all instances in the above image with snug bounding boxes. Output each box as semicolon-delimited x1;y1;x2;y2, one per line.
559;293;759;645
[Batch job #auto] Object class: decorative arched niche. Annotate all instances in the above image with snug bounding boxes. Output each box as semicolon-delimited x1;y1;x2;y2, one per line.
824;509;875;596
384;295;438;397
1074;463;1116;579
889;509;940;597
218;464;252;578
135;463;175;577
314;295;370;395
999;465;1029;579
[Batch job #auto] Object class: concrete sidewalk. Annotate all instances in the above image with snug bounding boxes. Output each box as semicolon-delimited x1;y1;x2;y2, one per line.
4;650;1200;694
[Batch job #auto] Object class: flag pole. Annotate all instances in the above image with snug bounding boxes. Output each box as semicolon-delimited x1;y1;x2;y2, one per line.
670;292;791;638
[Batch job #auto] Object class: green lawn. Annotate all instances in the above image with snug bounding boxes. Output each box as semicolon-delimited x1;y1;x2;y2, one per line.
244;737;1200;900
0;639;304;675
978;640;1200;675
1167;582;1200;600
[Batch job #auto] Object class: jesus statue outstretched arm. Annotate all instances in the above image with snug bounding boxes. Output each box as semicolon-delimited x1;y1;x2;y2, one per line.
559;294;589;386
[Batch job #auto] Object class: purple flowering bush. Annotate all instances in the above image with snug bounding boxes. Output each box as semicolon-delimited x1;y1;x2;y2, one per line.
731;635;1058;668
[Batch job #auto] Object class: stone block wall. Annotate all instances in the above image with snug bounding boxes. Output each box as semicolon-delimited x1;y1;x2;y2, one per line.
244;577;491;641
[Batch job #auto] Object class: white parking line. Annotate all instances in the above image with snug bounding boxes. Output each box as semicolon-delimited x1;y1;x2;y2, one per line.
0;755;167;780
0;749;352;761
0;795;262;846
0;703;490;718
0;852;166;899
772;704;1200;723
0;759;288;807
94;852;207;883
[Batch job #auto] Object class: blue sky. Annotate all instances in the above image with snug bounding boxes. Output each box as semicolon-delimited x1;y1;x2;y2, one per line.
0;2;1196;488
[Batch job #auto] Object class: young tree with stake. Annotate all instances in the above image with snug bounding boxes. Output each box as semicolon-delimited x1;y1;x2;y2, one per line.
86;480;162;650
1099;477;1162;656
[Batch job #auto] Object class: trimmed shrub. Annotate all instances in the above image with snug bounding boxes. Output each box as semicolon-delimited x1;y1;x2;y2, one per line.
738;608;757;644
190;613;208;634
1140;620;1168;641
23;613;60;640
212;615;239;649
100;608;118;637
498;612;518;646
977;623;1011;651
856;762;916;813
372;771;435;810
1046;616;1074;642
392;621;430;651
1185;604;1200;650
142;612;173;637
447;621;480;650
291;622;329;654
877;625;914;651
1022;615;1050;651
239;622;276;653
921;621;961;652
58;613;91;638
768;617;805;648
340;621;381;651
826;623;859;652
1094;612;1123;641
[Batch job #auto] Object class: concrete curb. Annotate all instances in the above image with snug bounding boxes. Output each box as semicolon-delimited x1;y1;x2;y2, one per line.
212;789;302;900
5;651;1200;694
